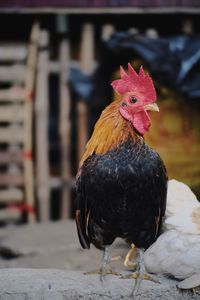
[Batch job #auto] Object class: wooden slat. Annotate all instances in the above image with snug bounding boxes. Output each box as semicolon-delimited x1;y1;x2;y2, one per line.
0;174;23;186
59;38;72;219
0;150;23;164
0;188;23;203
35;29;50;222
80;23;95;74
77;102;88;162
24;22;40;223
77;23;95;163
0;126;24;143
0;208;21;222
101;24;115;41
0;105;25;122
0;44;27;61
0;65;26;82
0;87;26;101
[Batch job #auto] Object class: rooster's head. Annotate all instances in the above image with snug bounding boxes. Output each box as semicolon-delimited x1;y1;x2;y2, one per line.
111;63;159;135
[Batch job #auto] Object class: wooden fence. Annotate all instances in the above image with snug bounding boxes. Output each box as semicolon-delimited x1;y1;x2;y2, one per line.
0;16;115;223
0;22;40;223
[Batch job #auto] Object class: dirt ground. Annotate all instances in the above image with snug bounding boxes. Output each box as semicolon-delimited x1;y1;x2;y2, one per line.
0;221;199;299
0;220;129;271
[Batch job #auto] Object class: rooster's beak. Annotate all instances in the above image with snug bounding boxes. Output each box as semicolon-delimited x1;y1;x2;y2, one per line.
144;103;159;112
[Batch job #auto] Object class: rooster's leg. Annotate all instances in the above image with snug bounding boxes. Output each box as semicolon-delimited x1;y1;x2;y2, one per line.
100;246;110;282
132;248;146;296
84;247;121;280
121;248;160;296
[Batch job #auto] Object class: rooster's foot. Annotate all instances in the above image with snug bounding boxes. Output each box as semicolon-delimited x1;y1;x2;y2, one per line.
84;267;121;277
84;247;121;282
122;248;160;296
120;272;160;283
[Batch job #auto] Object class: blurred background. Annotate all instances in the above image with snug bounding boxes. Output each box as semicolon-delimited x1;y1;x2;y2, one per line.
0;0;199;229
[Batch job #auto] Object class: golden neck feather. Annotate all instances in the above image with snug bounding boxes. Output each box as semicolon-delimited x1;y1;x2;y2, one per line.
79;100;140;168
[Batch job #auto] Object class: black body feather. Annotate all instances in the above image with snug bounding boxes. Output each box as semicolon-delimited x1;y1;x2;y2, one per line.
75;139;167;251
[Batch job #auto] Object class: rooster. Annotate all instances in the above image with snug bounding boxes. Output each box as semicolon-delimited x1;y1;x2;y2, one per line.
75;63;167;294
144;179;200;291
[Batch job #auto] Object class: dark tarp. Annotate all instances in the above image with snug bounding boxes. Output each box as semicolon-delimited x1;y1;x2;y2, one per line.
105;32;200;99
69;32;200;109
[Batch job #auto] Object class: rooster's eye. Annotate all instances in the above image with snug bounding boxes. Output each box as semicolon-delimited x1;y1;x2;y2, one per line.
129;96;137;104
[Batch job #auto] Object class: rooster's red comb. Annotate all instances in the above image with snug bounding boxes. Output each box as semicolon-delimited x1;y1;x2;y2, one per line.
111;63;156;104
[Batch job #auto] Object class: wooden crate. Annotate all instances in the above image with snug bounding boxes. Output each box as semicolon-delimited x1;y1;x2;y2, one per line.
0;22;40;223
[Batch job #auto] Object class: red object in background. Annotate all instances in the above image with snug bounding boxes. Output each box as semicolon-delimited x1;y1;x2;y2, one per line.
23;151;32;160
26;90;34;101
9;203;35;213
